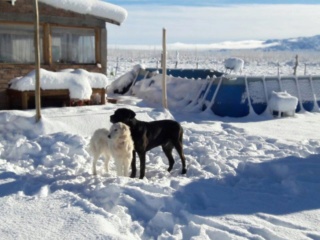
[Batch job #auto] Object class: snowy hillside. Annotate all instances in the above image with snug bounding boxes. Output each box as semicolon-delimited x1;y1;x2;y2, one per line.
263;35;320;51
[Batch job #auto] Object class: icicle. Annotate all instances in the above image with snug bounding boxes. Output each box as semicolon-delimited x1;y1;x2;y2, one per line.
295;76;304;113
244;76;256;116
188;78;210;108
309;76;320;112
205;76;223;113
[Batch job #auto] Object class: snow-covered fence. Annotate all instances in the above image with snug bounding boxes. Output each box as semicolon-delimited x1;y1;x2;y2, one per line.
180;74;320;117
109;65;320;117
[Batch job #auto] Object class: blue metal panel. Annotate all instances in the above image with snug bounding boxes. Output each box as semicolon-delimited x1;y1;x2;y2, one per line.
133;68;320;116
211;77;249;117
247;77;267;115
146;68;223;79
297;77;315;112
312;76;320;109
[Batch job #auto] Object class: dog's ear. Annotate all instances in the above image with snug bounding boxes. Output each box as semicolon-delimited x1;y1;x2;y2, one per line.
127;109;136;119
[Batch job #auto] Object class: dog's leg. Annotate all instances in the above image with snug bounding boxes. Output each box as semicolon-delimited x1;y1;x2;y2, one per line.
115;160;123;176
137;151;146;179
124;163;129;177
130;150;137;178
103;153;110;174
162;144;175;172
174;142;187;174
124;155;131;177
173;134;187;174
92;153;99;175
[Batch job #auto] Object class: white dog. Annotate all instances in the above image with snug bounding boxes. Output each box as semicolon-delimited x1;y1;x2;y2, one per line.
89;128;111;175
89;123;133;177
108;122;134;177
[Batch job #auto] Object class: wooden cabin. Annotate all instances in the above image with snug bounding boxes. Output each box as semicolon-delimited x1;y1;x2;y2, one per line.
0;0;127;109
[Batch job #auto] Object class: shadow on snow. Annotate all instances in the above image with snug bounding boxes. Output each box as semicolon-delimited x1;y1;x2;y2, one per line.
174;154;320;216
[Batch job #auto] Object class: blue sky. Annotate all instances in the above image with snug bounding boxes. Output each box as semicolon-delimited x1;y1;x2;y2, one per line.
105;1;320;47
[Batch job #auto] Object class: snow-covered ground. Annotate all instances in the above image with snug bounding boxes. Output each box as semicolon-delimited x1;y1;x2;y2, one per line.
1;52;320;239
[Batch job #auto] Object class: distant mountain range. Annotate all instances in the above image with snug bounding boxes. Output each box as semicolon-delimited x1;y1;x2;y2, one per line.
261;35;320;51
111;35;320;51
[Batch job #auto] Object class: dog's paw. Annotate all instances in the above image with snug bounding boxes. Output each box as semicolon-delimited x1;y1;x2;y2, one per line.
181;169;187;174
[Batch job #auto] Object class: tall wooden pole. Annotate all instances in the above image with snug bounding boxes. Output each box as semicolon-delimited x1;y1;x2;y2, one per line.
293;54;299;76
34;0;41;121
162;28;168;109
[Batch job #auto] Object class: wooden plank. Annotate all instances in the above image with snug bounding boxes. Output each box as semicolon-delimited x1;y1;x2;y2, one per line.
0;0;16;4
43;23;52;65
95;28;101;64
7;88;106;109
22;91;28;110
0;13;106;28
101;28;107;74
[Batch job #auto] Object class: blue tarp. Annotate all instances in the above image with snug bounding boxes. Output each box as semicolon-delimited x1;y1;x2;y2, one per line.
145;68;224;79
211;77;249;117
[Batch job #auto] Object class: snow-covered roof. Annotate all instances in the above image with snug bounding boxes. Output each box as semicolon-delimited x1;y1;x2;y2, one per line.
39;0;127;25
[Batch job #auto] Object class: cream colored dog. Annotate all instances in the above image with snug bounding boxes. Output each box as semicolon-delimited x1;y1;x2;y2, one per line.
89;122;133;177
108;122;134;177
89;128;111;175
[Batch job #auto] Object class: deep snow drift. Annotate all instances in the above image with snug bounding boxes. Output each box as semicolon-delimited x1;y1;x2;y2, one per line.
1;96;320;239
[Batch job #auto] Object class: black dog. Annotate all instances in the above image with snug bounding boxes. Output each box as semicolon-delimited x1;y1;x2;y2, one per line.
110;108;187;179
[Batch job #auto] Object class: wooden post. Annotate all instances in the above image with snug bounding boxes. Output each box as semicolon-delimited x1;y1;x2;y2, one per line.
162;28;168;109
304;63;307;76
34;0;41;121
43;23;52;65
293;54;299;76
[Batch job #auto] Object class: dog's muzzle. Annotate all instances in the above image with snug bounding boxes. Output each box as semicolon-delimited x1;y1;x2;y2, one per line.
108;134;111;139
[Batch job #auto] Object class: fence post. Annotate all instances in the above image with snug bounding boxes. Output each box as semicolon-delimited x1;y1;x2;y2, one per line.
293;54;299;76
162;28;168;109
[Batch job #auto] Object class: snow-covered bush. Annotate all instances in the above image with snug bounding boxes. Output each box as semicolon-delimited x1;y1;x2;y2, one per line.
224;57;244;73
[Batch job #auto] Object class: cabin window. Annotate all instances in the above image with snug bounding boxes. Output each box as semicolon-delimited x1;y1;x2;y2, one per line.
51;27;95;64
0;24;43;63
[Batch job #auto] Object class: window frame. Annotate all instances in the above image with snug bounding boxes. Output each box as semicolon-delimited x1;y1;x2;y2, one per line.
0;22;100;66
50;26;97;65
0;23;44;64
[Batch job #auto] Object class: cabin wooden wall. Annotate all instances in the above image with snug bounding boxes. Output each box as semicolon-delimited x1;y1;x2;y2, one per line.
0;0;108;109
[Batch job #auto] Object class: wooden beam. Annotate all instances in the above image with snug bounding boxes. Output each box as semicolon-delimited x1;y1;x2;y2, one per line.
0;13;106;28
43;23;52;65
101;28;107;74
34;0;41;121
7;88;106;109
0;0;16;5
162;28;168;109
95;28;101;64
